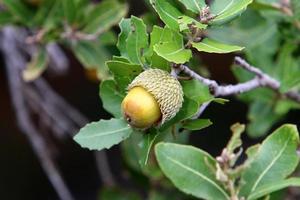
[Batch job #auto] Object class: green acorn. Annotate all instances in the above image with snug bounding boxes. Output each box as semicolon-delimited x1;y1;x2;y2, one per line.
122;69;184;128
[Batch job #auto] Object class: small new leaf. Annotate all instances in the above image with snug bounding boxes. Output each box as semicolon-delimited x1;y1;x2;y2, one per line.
226;123;245;154
23;48;48;82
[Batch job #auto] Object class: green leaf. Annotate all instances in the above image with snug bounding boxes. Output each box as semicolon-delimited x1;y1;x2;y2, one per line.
99;80;124;118
239;124;300;197
208;9;278;55
74;118;132;151
178;0;206;14
153;29;191;64
182;119;212;131
275;42;300;93
155;143;230;200
178;15;207;32
210;0;253;25
126;16;149;65
112;56;131;63
139;129;159;167
72;41;110;80
181;79;213;105
106;61;143;93
192;38;244;53
22;48;48;82
2;0;34;25
62;0;76;23
150;0;183;30
247;101;281;138
146;26;174;70
40;0;64;30
83;0;128;34
160;97;199;131
154;42;192;64
99;31;117;46
248;178;300;200
117;18;131;57
122;131;163;178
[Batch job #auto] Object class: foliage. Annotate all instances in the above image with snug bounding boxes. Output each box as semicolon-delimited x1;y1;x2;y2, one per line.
0;0;128;80
72;0;300;199
3;0;300;199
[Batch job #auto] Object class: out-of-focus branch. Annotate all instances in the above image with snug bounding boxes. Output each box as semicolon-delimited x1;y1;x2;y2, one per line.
1;26;117;193
1;26;75;200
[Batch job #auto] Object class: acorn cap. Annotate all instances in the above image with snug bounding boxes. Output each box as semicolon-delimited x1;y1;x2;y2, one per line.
128;69;184;125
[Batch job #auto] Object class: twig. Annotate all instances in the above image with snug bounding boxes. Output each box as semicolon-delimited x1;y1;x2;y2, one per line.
173;57;300;103
192;102;211;119
46;43;69;75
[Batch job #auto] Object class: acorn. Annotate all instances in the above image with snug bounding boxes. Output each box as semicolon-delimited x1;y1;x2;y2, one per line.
121;69;184;128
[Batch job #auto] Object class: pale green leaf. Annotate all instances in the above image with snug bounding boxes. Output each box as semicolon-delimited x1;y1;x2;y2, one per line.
178;0;206;13
192;38;244;53
106;60;143;93
72;41;110;79
83;0;128;34
155;143;230;200
139;129;159;166
150;0;183;30
182;119;212;131
160;97;199;131
99;80;124;118
126;16;149;65
181;79;213;105
154;42;192;64
248;178;300;200
210;0;253;25
117;18;131;57
74;118;132;150
239;124;300;197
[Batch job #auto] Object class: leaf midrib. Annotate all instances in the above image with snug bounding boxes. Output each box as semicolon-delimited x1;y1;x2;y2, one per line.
154;0;178;22
250;134;292;193
77;126;131;139
164;153;230;200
